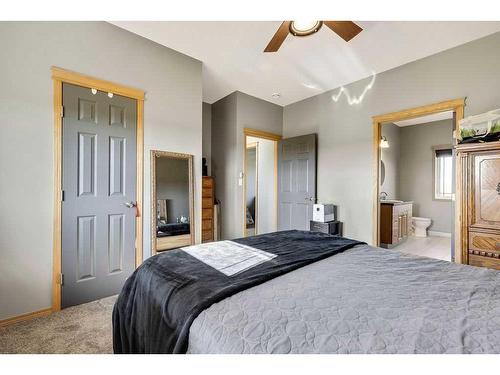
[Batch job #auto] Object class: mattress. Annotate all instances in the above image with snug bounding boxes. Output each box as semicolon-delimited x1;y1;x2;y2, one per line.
187;244;500;354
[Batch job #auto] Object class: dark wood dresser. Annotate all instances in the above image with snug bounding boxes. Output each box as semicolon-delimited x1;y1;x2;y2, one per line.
202;176;215;243
456;142;500;270
380;201;413;248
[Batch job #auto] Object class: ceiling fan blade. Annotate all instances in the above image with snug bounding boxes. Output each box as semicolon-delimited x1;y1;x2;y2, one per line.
264;21;291;52
323;21;362;42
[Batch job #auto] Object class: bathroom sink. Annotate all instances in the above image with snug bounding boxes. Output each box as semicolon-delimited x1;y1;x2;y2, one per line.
381;199;403;203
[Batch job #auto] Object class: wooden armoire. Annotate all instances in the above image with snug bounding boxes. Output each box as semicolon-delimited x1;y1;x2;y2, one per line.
456;141;500;270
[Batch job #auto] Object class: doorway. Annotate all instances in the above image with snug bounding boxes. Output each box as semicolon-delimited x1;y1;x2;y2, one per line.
52;67;144;310
379;111;455;261
245;142;258;236
372;98;465;263
242;128;281;237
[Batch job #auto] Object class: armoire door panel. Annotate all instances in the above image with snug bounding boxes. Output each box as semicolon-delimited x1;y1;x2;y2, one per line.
471;152;500;229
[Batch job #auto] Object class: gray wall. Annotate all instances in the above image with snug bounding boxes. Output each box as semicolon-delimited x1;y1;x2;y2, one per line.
202;102;212;175
399;119;454;233
211;92;238;239
283;32;500;243
380;123;401;199
156;158;190;223
211;91;283;239
0;22;202;321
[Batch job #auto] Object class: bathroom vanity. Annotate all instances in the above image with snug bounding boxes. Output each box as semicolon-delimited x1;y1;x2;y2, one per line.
380;201;413;248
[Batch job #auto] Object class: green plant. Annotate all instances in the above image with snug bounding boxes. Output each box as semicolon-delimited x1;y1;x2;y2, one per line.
461;128;476;138
490;120;500;134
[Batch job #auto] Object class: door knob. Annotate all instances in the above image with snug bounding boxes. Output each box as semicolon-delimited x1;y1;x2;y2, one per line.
123;201;137;208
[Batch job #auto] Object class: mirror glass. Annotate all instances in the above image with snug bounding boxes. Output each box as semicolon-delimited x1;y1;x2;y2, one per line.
152;151;193;253
245;143;258;236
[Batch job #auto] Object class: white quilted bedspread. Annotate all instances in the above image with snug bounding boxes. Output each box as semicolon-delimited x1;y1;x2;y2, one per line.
187;245;500;354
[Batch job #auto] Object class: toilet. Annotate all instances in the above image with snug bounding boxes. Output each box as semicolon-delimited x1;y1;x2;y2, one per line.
412;217;432;237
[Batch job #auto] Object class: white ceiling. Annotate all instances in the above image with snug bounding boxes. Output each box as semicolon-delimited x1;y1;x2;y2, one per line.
393;111;454;127
111;21;500;106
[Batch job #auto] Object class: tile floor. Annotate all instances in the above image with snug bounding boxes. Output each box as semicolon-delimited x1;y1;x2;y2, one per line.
392;235;452;261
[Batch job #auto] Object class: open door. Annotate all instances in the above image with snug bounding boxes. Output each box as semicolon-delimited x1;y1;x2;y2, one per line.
278;134;317;230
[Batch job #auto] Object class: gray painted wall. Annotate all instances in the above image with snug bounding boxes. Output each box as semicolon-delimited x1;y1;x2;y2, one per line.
380;123;401;199
399;119;454;233
156;157;190;224
0;22;202;321
202;102;212;175
283;32;500;243
211;91;283;239
211;93;238;239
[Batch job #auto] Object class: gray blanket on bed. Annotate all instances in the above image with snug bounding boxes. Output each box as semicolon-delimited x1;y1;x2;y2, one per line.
188;244;500;354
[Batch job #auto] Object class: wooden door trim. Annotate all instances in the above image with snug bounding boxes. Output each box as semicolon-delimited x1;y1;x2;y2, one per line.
150;150;195;255
243;127;282;141
51;67;145;312
51;67;145;100
372;98;466;263
242;128;282;237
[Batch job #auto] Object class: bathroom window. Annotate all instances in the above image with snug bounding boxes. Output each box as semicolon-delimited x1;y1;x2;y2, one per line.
434;147;453;200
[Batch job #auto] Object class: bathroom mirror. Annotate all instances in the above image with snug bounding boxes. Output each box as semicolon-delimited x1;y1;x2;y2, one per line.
151;150;194;254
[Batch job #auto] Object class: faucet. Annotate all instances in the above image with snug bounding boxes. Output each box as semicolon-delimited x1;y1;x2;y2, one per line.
380;191;388;201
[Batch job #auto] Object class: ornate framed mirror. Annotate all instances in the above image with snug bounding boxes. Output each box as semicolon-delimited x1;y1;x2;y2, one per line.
151;150;194;254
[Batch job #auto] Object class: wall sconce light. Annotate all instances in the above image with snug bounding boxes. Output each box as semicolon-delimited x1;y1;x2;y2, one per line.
380;136;390;149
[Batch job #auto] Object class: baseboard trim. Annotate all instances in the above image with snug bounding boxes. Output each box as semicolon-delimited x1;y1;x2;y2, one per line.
429;231;452;238
0;307;52;328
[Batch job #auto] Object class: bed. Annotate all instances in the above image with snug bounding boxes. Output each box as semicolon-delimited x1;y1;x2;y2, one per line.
113;230;500;354
157;222;190;237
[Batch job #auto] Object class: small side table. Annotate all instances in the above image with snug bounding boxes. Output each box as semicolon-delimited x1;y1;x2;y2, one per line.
310;220;343;236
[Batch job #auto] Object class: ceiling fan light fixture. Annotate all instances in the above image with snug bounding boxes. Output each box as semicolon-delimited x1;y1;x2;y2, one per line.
289;21;323;37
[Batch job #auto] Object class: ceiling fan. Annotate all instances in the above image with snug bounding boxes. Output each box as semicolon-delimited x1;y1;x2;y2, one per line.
264;21;362;52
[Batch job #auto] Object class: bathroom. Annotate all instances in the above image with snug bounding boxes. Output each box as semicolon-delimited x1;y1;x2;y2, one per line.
379;111;455;261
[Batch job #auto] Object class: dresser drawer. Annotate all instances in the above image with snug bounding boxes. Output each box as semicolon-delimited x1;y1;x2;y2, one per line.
202;208;212;219
202;229;213;241
202;219;213;231
468;253;500;270
202;197;213;209
202;187;213;198
469;231;500;252
202;178;213;188
468;231;500;270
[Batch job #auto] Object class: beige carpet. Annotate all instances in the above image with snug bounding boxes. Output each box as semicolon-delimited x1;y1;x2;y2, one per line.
0;295;116;354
